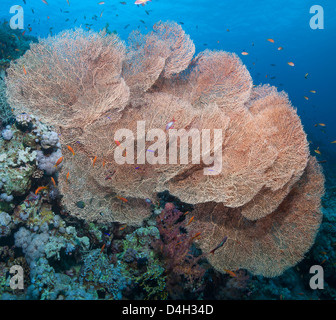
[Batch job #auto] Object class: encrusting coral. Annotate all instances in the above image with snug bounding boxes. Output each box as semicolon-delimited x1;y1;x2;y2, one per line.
5;21;324;277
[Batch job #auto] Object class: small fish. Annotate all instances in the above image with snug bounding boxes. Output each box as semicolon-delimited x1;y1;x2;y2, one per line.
317;123;326;127
145;198;152;204
35;186;48;195
67;145;75;156
223;269;237;277
277;46;283;50
120;1;127;4
304;96;309;100
191;232;202;240
270;64;276;66
134;0;151;5
92;156;97;167
51;177;56;187
287;62;295;67
105;170;116;180
321;259;326;265
114;140;121;147
102;160;106;167
165;118;175;131
140;19;145;24
331;141;336;144
305;73;309;79
116;196;128;203
210;236;228;255
54;156;64;167
241;52;249;56
100;10;104;17
314;148;321;155
66;171;70;181
124;24;130;29
41;0;48;5
23;65;27;75
186;216;195;226
99;243;106;256
66;0;70;5
183;211;190;216
320;251;327;255
309;90;316;93
22;31;26;36
119;224;127;231
267;38;275;43
98;1;105;4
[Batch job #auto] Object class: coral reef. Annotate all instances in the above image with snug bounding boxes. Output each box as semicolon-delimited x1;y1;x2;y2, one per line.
4;21;324;277
153;203;206;299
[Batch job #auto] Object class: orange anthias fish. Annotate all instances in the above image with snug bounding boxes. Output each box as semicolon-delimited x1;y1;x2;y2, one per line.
51;177;56;187
54;156;63;167
92;156;97;167
114;140;121;147
119;224;127;231
98;1;105;4
304;96;309;100
277;46;283;50
67;145;75;156
116;196;128;203
287;62;295;67
316;123;326;127
35;186;48;195
191;232;202;240
331;141;336;144
23;65;27;75
241;52;249;56
310;90;316;93
41;0;49;5
66;171;70;181
186;216;195;226
267;38;275;43
99;243;105;257
223;269;237;278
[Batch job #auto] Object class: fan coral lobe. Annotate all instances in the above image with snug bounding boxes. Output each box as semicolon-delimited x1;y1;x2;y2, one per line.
5;21;324;277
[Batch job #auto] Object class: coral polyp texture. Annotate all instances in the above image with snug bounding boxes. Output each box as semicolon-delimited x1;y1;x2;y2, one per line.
5;21;324;277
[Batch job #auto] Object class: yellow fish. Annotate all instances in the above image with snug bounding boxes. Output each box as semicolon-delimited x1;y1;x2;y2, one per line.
314;149;321;155
331;141;336;144
310;90;316;93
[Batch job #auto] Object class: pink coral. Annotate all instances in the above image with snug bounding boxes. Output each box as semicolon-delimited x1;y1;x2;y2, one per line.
5;21;324;277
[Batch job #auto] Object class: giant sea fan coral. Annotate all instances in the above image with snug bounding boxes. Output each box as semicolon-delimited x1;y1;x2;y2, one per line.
5;21;324;277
